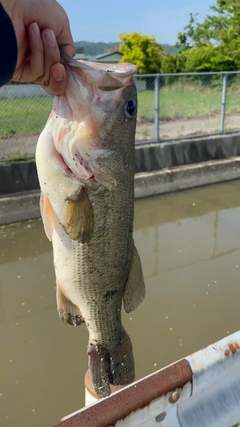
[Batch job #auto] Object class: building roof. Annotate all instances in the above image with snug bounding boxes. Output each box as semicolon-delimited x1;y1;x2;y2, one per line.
96;51;123;59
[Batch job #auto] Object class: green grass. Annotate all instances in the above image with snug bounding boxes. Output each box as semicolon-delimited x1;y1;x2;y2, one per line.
0;96;53;138
137;85;240;122
1;82;240;138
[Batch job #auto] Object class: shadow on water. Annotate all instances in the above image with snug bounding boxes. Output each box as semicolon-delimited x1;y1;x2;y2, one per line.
1;180;240;426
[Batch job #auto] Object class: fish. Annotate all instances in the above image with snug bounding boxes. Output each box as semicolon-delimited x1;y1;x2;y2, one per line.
35;55;145;398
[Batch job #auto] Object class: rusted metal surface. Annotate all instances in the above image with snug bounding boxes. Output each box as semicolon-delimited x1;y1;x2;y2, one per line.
115;382;191;427
54;331;240;427
179;330;240;427
54;359;192;427
185;331;240;394
224;341;240;357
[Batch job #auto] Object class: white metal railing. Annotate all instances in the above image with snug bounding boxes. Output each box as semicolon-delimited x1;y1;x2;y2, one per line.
54;330;240;427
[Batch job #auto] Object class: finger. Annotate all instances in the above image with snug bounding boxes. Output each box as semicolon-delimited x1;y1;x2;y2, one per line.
42;63;67;96
13;22;44;83
28;23;45;81
38;28;70;95
34;28;60;87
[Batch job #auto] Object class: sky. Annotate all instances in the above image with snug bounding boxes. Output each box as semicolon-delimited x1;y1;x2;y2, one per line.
58;0;214;45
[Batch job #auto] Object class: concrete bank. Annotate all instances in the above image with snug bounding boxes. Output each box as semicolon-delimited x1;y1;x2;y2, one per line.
1;132;240;225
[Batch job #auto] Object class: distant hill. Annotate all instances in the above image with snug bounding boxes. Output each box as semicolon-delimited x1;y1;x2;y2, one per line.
74;41;179;56
74;41;119;56
163;44;180;55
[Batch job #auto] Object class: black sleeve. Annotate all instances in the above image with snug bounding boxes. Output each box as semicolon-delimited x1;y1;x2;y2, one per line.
0;2;18;87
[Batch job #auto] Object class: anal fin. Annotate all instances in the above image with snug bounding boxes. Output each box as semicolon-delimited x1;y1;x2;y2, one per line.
123;244;145;313
62;187;94;243
57;284;84;327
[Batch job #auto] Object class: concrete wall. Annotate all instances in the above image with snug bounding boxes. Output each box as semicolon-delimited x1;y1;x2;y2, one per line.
135;133;240;173
0;161;39;194
1;132;240;196
1;132;240;224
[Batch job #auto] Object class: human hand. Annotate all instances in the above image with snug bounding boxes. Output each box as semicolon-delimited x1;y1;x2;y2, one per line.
2;0;75;95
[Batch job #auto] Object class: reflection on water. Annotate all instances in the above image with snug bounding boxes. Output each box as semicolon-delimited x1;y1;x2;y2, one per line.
1;180;240;426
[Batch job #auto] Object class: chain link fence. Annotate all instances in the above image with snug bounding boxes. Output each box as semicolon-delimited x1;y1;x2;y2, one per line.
1;72;240;160
135;71;240;144
0;83;51;160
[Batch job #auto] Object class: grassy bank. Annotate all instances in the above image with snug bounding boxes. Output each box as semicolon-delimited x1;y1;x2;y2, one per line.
138;84;240;121
0;97;53;138
1;82;240;138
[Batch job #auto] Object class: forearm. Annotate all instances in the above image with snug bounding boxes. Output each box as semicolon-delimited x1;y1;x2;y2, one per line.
0;2;17;86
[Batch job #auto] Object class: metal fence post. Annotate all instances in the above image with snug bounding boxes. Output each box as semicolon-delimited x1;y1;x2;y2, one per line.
220;73;228;133
154;75;160;142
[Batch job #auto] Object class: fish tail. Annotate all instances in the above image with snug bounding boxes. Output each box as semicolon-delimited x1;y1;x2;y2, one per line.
87;328;135;398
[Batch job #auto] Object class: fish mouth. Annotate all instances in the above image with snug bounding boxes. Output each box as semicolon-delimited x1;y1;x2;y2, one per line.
61;52;138;78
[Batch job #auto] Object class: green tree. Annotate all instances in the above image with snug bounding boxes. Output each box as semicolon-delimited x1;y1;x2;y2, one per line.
161;53;188;73
176;13;199;52
174;0;240;72
119;32;163;74
184;46;235;72
194;0;240;46
177;0;240;48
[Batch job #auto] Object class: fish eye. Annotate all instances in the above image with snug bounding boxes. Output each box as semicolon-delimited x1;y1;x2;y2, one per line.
124;100;137;118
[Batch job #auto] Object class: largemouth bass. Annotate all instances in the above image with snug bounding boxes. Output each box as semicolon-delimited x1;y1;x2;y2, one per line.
36;55;145;398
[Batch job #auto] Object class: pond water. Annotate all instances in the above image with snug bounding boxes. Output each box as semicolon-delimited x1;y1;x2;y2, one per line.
1;180;240;426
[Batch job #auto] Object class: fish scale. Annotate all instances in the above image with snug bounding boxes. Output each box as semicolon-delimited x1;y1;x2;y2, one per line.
36;56;145;398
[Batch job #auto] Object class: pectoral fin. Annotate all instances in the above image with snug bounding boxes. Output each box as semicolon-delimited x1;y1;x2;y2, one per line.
62;188;94;243
123;244;145;313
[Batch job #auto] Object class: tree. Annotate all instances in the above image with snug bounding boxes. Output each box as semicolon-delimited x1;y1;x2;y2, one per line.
173;0;240;72
177;0;240;48
175;13;199;52
119;32;163;74
161;53;188;73
194;0;240;46
184;46;235;72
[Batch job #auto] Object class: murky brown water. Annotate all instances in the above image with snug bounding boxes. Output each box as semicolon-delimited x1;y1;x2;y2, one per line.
1;180;240;426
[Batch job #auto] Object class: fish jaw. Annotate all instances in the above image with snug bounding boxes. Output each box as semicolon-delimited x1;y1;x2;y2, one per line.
61;52;138;77
50;66;137;190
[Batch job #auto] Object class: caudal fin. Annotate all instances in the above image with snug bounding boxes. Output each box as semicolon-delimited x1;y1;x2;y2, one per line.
87;328;135;398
